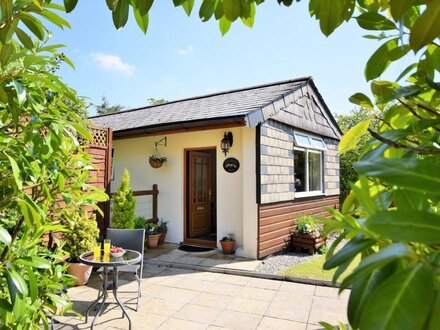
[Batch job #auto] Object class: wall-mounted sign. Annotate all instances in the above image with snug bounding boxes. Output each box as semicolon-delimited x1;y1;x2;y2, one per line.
223;157;240;173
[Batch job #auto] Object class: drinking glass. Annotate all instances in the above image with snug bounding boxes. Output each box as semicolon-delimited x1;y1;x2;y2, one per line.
93;243;101;260
104;239;111;255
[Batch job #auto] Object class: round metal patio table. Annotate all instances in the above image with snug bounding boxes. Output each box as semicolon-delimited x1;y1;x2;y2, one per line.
79;249;141;330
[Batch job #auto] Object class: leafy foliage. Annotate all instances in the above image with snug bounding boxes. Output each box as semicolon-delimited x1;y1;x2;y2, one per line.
62;213;99;261
0;1;107;327
147;98;167;105
296;214;322;238
111;169;136;229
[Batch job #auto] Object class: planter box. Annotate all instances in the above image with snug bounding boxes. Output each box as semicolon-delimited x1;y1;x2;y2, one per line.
291;233;326;255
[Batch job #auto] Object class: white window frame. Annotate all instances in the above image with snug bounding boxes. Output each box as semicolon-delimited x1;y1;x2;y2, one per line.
293;132;326;198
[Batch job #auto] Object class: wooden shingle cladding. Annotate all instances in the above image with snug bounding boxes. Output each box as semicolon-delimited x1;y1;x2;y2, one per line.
258;195;339;258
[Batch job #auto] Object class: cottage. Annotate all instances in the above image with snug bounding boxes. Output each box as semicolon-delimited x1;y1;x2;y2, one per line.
92;77;341;259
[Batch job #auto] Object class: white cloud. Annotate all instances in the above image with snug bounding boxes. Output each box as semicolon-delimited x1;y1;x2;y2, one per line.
90;53;135;77
177;45;193;56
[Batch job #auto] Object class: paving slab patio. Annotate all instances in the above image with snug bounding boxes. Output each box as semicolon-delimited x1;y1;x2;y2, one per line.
53;244;348;329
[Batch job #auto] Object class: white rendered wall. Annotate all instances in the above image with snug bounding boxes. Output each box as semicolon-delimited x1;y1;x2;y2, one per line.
110;127;257;257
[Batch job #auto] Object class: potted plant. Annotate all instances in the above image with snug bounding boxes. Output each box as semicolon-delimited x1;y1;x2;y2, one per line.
149;155;167;169
145;223;161;248
157;219;168;245
63;212;100;285
291;214;326;255
219;233;236;254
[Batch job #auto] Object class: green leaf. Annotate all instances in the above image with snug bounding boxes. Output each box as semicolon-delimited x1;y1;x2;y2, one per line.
348;93;374;110
356;12;397;31
427;290;440;330
366;210;440;244
310;0;349;37
4;151;22;190
136;0;153;16
182;0;195;16
35;9;71;29
396;62;417;81
17;195;42;227
14;256;51;269
365;38;407;81
241;1;255;28
219;16;231;36
134;9;149;34
0;43;14;67
341;243;411;290
410;2;440;52
15;27;34;49
324;235;375;270
20;13;45;40
223;0;241;22
112;0;130;29
360;264;434;330
0;225;12;245
339;118;371;154
5;268;28;300
106;0;118;10
355;156;440;194
199;0;215;22
64;0;78;13
389;0;414;21
27;267;38;303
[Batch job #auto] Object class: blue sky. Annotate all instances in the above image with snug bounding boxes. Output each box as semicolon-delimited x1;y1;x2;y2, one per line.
52;1;404;116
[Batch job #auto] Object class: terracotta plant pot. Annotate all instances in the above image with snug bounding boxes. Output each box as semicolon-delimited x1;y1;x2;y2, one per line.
147;234;161;248
67;262;93;286
158;233;166;245
220;240;235;254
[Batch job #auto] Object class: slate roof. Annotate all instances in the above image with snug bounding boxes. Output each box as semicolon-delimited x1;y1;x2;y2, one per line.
91;77;341;139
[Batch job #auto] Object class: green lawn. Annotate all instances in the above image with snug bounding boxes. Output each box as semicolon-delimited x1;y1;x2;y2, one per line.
279;255;360;282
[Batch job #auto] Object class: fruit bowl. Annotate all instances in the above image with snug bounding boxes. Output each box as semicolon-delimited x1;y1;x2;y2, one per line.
110;246;125;257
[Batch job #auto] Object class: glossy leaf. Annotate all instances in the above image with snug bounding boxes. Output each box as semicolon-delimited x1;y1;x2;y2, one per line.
366;210;440;244
309;0;350;36
112;0;130;29
13;256;52;269
27;267;38;303
219;16;231;36
389;0;414;21
324;235;375;269
20;14;45;40
365;38;407;81
360;264;434;329
356;12;396;31
410;2;440;51
341;244;411;290
182;0;195;16
17;195;42;227
137;0;153;16
63;0;78;13
5;151;22;190
134;9;149;34
15;27;34;49
105;0;117;10
5;268;28;300
223;0;241;22
355;156;440;194
348;92;373;110
0;225;12;245
427;290;440;330
339;118;371;154
241;2;256;28
199;0;214;22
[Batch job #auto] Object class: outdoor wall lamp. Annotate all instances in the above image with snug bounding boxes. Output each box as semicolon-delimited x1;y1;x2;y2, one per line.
221;132;233;156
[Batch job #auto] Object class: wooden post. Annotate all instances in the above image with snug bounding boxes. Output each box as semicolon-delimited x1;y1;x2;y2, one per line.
152;184;158;224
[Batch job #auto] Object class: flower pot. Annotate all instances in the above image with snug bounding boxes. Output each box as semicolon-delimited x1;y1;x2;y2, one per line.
67;262;93;286
158;233;166;245
147;234;161;248
291;232;326;255
149;159;164;169
220;241;235;254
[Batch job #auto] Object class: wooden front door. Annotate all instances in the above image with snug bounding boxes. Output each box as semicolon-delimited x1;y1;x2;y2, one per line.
188;150;212;238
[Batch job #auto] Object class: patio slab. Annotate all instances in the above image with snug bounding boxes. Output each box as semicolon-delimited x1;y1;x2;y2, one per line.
53;245;349;329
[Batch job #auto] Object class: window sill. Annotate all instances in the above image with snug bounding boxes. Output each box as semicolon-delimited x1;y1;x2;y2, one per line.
295;191;325;198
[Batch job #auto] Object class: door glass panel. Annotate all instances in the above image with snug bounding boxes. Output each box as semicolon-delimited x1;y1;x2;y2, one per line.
294;150;306;192
308;152;322;191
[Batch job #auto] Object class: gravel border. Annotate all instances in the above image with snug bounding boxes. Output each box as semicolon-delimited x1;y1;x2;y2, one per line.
254;250;322;275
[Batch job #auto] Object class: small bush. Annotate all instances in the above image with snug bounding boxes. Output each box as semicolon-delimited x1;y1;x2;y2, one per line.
317;244;328;255
63;212;99;261
111;169;136;229
296;215;322;238
134;216;146;229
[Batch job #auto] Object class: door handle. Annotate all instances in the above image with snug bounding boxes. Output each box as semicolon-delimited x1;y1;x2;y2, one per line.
197;206;204;211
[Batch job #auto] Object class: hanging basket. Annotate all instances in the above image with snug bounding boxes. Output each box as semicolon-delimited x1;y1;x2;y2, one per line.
149;158;165;168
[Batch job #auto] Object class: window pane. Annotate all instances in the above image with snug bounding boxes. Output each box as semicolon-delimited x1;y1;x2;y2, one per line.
294;133;312;147
311;138;326;149
308;152;321;191
294;150;306;192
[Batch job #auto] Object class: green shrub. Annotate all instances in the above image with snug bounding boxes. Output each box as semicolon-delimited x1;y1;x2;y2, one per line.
111;169;136;229
63;212;99;261
157;219;168;234
296;215;322;238
134;216;147;229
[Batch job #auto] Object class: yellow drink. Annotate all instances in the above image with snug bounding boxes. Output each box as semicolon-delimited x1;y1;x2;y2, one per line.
93;245;101;260
104;239;111;255
103;254;110;263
